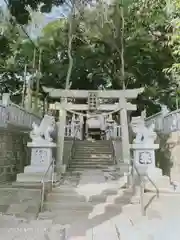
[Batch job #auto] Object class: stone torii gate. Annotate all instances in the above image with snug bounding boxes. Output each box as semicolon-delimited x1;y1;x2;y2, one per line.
42;87;144;174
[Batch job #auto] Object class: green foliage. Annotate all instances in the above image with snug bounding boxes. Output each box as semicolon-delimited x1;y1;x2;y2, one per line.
156;133;172;176
1;0;180;113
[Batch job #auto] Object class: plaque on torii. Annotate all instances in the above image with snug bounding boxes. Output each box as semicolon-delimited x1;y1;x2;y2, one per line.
88;92;99;111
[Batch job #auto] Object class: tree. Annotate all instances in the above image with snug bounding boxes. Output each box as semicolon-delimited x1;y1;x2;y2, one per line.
74;0;175;113
1;0;178;114
163;0;180;109
0;7;24;95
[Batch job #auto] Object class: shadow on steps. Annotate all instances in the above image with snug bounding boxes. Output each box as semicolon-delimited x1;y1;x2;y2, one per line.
67;187;136;238
0;183;42;220
40;179;135;239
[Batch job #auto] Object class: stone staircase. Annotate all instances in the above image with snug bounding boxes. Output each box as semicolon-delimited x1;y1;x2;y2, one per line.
1;168;180;239
38;169;129;238
1;191;180;239
69;140;115;170
37;169;180;239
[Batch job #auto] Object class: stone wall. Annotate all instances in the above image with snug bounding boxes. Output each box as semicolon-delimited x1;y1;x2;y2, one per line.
0;129;30;183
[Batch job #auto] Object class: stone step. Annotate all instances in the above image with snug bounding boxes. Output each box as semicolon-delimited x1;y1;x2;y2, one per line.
70;164;114;169
12;181;42;189
70;163;114;168
75;143;111;146
75;142;111;146
51;214;87;225
46;192;109;204
73;154;113;158
71;160;114;164
52;185;119;196
52;186;77;194
16;173;48;182
75;140;111;143
46;192;87;202
72;156;113;160
74;150;112;154
75;148;111;151
75;146;111;149
111;165;129;173
69;165;114;170
73;156;113;160
38;209;88;222
44;199;133;214
75;147;112;150
44;201;93;212
70;161;114;165
73;155;112;159
68;166;113;171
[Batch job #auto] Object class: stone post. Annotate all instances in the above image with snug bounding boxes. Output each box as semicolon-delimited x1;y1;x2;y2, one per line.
119;98;130;164
2;93;10;105
56;98;67;176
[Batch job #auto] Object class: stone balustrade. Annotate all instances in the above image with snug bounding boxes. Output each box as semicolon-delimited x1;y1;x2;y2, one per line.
65;123;82;139
145;111;164;132
145;108;180;134
0;94;41;130
6;102;41;129
106;124;121;140
163;109;180;134
65;121;121;140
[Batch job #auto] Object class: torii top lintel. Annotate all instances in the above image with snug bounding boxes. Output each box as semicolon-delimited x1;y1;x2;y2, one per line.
42;87;144;99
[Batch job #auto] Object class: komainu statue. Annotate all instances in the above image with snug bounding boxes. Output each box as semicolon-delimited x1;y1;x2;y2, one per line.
30;115;56;142
131;118;157;144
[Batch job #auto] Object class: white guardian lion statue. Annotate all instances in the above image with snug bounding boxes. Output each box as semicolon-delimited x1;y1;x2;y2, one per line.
131;117;157;144
30;114;56;142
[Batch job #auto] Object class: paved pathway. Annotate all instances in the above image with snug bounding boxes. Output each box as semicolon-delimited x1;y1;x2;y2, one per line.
1;169;180;239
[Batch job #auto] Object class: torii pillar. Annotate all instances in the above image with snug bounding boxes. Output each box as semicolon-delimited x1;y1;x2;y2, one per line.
56;98;67;175
119;97;130;164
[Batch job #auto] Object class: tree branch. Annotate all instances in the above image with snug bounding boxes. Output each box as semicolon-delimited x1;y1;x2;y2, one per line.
65;0;75;90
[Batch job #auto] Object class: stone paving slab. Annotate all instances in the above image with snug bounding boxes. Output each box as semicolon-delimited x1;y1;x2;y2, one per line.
0;188;41;219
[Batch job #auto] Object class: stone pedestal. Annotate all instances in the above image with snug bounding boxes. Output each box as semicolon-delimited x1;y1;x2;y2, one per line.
131;143;162;183
16;141;56;183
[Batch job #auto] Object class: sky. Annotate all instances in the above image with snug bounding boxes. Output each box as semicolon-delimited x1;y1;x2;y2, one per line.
0;0;65;22
0;0;68;38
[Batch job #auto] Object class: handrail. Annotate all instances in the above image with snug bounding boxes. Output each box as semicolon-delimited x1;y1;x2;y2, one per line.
132;161;159;216
133;162;145;216
108;135;116;164
40;158;55;212
145;173;159;198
